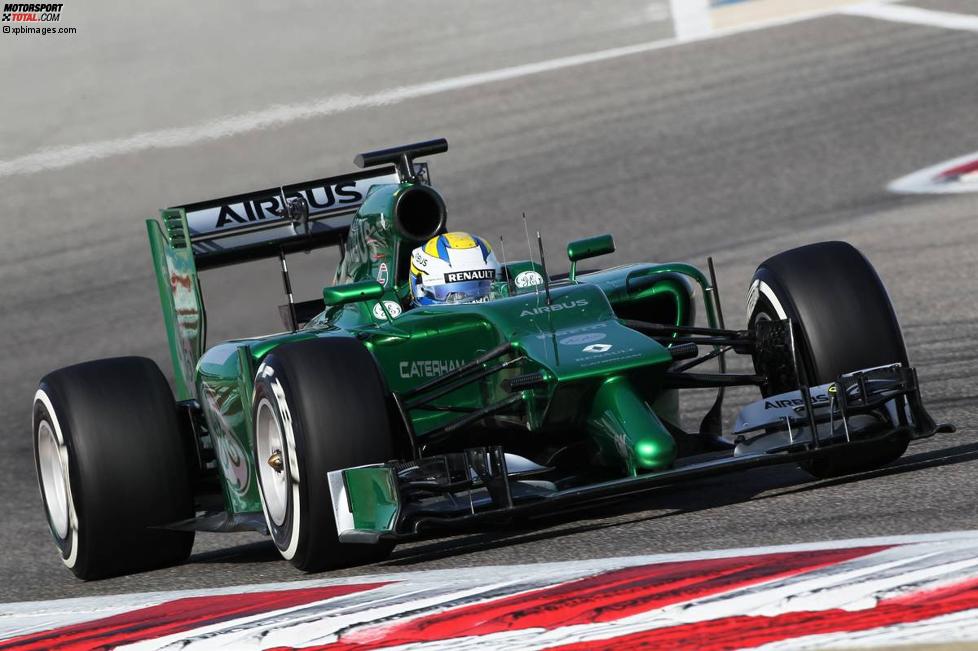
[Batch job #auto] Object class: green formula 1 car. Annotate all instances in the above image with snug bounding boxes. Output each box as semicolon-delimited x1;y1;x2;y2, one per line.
32;139;951;579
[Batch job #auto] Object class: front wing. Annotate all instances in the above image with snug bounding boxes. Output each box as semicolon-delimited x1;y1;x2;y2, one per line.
328;364;949;543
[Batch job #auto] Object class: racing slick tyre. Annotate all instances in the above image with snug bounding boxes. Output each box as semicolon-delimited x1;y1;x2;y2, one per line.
32;357;195;580
747;241;911;479
252;337;396;572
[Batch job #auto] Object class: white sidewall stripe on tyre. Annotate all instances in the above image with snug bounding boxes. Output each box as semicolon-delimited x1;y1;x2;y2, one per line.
747;278;788;320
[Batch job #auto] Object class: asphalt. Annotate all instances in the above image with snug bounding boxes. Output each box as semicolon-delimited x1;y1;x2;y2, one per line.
1;1;977;603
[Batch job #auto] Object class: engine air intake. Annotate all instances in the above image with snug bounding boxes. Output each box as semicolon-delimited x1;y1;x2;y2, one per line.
394;185;447;243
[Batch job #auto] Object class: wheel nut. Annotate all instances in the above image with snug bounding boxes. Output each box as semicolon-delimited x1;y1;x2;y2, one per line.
268;450;284;472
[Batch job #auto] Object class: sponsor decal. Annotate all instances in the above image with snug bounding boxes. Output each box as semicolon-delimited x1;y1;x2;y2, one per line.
574;345;637;366
371;301;402;321
764;392;830;410
514;270;544;288
444;269;495;283
376;262;389;286
178;169;405;245
735;383;842;433
577;350;641;367
537;322;608;341
399;359;465;379
560;332;607;346
209;182;363;229
520;298;588;317
215;434;250;495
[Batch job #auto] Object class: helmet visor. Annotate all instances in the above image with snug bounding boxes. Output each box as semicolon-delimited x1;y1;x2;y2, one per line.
425;279;493;304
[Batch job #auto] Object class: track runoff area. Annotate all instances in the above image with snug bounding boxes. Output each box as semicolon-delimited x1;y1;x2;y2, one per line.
4;1;978;649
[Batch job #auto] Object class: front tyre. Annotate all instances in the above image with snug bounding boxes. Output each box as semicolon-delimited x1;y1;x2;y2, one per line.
747;241;911;479
253;338;396;572
33;357;194;579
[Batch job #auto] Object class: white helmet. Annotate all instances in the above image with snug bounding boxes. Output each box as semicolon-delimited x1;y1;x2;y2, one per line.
409;232;501;305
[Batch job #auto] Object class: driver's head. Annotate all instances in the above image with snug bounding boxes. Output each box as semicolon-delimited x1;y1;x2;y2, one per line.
410;232;500;305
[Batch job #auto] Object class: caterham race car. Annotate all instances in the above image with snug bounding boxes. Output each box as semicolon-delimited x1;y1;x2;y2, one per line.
33;139;951;579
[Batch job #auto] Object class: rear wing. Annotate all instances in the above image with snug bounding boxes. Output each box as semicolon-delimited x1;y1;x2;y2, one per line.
146;165;418;400
176;165;417;270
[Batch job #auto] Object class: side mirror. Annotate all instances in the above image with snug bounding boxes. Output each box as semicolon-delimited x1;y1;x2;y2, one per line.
566;234;615;282
323;280;384;307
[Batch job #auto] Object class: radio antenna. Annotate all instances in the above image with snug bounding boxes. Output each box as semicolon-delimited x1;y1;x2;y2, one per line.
499;236;513;294
522;213;540;297
278;248;297;332
536;231;553;306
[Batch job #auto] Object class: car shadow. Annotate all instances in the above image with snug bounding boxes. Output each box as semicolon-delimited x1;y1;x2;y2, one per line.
189;540;282;565
377;466;805;568
380;440;978;568
750;441;978;501
184;440;978;570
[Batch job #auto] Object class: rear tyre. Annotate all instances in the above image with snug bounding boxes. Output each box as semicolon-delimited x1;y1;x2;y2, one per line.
33;357;195;579
747;241;910;479
253;338;396;572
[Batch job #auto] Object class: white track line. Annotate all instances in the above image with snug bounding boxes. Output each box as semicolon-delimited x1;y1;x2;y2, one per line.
842;2;978;32
670;0;713;40
0;4;863;180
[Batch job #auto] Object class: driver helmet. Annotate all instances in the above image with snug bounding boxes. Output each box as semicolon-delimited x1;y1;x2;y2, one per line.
410;232;501;305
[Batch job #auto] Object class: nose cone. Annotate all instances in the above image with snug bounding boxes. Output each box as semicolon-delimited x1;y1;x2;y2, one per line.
587;376;677;475
635;438;674;469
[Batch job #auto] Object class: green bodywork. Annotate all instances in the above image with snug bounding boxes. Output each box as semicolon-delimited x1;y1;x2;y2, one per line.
149;179;722;517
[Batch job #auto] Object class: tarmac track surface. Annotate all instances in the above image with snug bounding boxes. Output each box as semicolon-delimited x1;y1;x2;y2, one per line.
0;0;977;603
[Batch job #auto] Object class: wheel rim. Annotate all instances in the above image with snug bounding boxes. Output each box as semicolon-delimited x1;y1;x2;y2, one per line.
256;399;289;526
37;419;70;539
